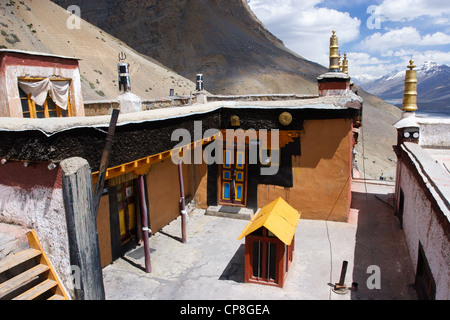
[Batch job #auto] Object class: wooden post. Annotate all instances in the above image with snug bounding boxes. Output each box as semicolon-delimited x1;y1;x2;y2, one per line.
93;109;120;217
138;175;151;273
61;157;105;300
178;162;187;243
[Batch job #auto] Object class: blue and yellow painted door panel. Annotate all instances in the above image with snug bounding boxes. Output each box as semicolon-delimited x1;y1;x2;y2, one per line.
219;148;247;206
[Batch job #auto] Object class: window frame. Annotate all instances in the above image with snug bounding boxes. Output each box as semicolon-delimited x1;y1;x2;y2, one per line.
18;78;73;118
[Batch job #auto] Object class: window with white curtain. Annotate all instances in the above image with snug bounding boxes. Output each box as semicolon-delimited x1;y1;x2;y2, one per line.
18;78;73;118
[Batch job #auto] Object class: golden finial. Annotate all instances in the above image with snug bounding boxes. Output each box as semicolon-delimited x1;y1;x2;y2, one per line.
342;53;349;74
407;59;416;70
329;30;340;71
402;60;418;112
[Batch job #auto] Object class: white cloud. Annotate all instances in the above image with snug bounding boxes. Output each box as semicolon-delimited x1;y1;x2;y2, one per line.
393;49;450;66
380;0;450;22
346;52;394;79
247;0;450;80
248;0;361;66
360;27;421;52
420;32;450;45
361;27;450;53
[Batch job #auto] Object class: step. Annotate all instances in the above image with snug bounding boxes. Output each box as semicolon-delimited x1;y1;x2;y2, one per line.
13;279;57;300
0;249;42;274
0;224;30;262
205;205;255;220
48;294;66;300
0;264;49;299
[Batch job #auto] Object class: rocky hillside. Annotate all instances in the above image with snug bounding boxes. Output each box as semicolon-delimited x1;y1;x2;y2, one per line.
50;0;402;179
1;0;402;180
51;0;326;95
0;0;197;101
354;89;402;180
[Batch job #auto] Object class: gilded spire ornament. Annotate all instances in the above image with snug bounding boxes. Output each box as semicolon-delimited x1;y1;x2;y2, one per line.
329;31;340;72
402;60;418;112
342;53;349;74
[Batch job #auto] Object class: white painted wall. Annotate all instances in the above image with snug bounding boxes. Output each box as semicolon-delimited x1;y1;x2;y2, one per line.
418;118;450;148
398;160;450;299
0;62;84;117
0;171;74;298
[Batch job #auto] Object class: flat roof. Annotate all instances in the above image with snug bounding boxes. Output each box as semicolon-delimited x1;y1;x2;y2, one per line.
423;147;450;173
0;92;362;136
0;49;81;61
402;142;450;220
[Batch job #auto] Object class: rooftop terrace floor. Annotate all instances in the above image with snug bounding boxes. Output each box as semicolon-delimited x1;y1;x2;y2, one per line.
102;179;417;300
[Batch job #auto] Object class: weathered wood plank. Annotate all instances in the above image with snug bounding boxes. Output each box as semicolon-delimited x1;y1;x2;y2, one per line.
0;249;41;274
13;279;57;300
60;157;105;300
0;264;49;298
25;231;68;299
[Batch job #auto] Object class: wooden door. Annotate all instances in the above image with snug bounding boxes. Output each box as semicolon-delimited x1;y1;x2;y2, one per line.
219;147;247;206
116;180;138;245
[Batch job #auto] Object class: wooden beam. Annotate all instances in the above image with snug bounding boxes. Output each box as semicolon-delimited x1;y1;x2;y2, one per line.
91;132;221;185
93;109;120;218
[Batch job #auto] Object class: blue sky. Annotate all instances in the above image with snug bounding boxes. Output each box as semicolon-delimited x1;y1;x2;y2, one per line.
247;0;450;81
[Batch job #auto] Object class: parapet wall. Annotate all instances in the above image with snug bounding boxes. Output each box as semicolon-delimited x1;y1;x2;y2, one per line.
83;94;321;116
418;118;450;148
84;96;196;116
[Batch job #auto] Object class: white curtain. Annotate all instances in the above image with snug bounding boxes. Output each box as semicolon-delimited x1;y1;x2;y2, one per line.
18;78;70;110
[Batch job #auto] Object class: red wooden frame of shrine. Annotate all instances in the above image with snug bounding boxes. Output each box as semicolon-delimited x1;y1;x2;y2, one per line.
244;227;295;288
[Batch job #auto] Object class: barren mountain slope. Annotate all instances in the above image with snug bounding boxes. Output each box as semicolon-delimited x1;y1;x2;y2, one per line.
0;0;197;101
51;0;326;95
1;0;402;179
355;89;402;180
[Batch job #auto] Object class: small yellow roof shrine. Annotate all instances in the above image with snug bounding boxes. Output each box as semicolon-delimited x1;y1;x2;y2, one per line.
238;197;301;245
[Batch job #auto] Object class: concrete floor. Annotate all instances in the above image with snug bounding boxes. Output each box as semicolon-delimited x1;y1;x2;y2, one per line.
102;179;418;300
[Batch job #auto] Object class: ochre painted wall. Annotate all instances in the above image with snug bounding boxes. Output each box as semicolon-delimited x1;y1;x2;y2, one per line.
258;119;353;221
146;160;194;234
96;195;112;268
194;162;209;210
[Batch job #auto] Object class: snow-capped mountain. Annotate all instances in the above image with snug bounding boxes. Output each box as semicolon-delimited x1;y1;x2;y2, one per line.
356;61;450;116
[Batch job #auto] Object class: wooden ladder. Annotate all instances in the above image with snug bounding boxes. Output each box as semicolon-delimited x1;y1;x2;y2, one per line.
0;230;69;300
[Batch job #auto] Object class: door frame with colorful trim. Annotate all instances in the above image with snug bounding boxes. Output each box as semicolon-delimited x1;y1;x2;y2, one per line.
219;146;248;207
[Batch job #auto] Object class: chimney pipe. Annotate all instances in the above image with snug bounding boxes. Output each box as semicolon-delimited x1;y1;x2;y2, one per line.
196;74;204;91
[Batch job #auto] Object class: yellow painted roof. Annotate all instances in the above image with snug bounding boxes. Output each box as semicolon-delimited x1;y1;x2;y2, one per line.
237;197;301;245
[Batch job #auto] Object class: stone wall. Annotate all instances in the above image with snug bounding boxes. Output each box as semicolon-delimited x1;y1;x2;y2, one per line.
0;161;74;297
